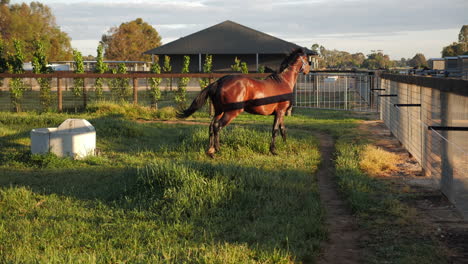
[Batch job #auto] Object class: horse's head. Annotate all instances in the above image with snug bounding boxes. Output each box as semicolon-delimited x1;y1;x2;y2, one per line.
299;55;310;75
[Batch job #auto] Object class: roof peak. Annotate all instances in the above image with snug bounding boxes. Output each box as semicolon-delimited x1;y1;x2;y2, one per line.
144;21;313;55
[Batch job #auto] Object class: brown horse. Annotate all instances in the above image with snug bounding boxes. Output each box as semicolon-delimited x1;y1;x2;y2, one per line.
177;48;311;157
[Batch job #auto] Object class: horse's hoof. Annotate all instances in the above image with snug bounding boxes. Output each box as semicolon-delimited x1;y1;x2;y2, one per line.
206;147;216;158
270;150;278;156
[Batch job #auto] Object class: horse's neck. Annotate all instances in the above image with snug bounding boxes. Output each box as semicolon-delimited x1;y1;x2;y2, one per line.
279;66;300;90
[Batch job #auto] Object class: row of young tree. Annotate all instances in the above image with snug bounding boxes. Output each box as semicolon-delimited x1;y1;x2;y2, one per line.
0;39;45;112
0;37;231;112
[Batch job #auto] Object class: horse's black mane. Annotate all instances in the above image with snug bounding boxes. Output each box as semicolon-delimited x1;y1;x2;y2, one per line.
266;48;306;82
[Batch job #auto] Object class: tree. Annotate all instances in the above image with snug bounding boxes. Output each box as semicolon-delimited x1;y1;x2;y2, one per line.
311;43;320;53
72;49;84;112
83;54;96;61
109;63;130;101
409;53;427;68
314;45;365;69
101;18;162;61
175;55;190;109
441;25;468;57
93;44;108;100
442;42;468;57
458;25;468;42
362;51;394;70
148;61;162;109
162;55;172;91
230;57;242;72
32;40;53;112
198;54;212;89
0;38;6;88
108;63;130;101
7;40;26;112
0;1;73;61
350;53;365;68
230;57;249;73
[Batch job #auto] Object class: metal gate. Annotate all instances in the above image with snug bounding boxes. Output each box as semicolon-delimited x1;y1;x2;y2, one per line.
294;72;378;112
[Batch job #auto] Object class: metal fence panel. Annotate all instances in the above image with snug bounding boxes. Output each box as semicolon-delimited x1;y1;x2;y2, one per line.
294;72;377;112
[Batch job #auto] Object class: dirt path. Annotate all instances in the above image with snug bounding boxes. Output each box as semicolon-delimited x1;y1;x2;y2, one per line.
314;133;362;264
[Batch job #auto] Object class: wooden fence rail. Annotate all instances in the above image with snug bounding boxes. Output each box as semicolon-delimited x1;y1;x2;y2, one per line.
0;72;270;112
0;72;270;78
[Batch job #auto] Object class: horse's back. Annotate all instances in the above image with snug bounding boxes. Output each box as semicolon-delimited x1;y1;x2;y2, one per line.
216;75;292;115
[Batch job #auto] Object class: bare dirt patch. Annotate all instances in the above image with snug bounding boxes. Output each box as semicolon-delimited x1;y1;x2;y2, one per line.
359;120;468;263
315;133;363;264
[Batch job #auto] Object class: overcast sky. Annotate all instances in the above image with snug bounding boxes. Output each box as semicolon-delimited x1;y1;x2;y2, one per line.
11;0;468;59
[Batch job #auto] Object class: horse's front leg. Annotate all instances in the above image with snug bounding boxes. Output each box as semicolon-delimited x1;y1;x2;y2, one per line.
270;113;280;155
207;118;216;158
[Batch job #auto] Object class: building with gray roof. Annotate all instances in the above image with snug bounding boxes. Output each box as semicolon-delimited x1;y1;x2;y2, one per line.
144;20;317;73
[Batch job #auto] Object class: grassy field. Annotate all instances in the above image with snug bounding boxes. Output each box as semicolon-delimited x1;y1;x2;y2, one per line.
0;103;447;263
0;104;326;263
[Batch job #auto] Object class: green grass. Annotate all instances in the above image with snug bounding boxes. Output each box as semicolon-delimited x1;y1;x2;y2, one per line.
0;105;449;263
334;134;448;264
0;107;324;263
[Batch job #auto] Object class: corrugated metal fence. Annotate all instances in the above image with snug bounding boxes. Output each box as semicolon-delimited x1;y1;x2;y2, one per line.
378;74;468;218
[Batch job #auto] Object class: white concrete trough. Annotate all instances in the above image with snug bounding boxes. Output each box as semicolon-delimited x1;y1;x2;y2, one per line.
31;119;96;159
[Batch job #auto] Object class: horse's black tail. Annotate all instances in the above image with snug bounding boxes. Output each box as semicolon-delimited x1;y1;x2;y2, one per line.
176;82;216;119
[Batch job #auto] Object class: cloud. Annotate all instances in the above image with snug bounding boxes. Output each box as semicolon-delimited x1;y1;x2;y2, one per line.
11;0;464;58
47;0;467;38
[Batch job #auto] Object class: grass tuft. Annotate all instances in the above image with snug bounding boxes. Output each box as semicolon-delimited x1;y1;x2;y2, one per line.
334;133;448;263
360;145;400;177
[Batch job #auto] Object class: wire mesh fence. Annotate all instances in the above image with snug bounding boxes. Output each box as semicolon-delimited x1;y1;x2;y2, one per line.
0;72;273;112
378;75;468;218
294;72;378;112
0;76;219;112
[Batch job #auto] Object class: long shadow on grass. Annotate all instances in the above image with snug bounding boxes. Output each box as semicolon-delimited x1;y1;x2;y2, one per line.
89;115;206;153
0;167;135;201
122;159;326;262
1;159;326;262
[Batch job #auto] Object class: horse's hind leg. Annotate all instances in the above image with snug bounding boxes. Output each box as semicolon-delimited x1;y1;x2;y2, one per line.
271;110;287;154
212;110;242;153
270;112;281;155
207;113;223;158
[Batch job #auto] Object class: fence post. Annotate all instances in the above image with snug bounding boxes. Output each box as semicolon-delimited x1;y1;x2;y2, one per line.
57;77;63;112
345;76;348;110
133;77;138;105
315;75;319;107
83;79;87;109
369;74;374;109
